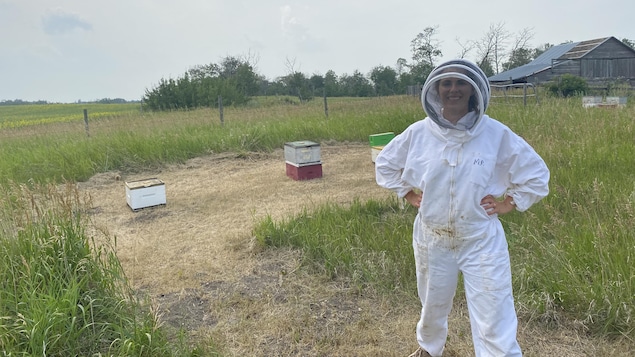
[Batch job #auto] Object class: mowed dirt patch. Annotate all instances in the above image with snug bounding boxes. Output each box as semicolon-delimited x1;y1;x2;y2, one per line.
79;143;634;356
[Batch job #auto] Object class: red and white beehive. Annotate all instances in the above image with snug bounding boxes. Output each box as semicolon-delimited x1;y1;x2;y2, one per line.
284;140;322;180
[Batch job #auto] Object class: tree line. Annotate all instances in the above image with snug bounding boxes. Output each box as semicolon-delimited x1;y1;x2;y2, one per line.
142;23;634;111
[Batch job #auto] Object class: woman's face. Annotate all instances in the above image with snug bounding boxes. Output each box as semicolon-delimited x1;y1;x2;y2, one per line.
437;76;474;115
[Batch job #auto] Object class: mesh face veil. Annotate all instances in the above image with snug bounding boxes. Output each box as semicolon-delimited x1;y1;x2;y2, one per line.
421;59;491;130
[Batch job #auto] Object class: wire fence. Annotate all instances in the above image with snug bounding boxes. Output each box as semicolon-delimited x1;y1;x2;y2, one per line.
0;107;222;140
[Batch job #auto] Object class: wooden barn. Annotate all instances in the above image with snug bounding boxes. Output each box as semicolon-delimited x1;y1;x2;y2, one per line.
489;36;635;88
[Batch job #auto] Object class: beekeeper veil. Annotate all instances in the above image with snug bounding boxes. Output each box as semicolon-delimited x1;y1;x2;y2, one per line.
421;59;491;130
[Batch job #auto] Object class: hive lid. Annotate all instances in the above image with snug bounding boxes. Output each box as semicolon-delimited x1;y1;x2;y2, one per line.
285;140;319;148
125;178;164;189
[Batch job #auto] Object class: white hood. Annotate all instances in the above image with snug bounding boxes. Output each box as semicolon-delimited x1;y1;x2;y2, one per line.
421;59;491;131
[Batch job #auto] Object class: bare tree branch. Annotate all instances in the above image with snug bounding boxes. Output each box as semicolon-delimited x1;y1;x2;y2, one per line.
241;49;261;68
455;37;475;59
475;22;510;74
509;27;535;54
284;57;298;75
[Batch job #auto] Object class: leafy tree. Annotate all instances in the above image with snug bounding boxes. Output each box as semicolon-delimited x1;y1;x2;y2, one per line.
262;79;286;96
217;56;260;97
502;47;533;71
309;74;325;96
370;66;398;96
323;70;340;97
395;58;408;75
479;60;495;77
621;38;635;49
188;63;220;80
392;56;426;95
339;71;374;97
278;72;313;101
176;73;195;108
279;57;313;101
406;62;432;89
411;26;442;73
397;71;417;95
143;55;260;111
144;78;177;110
405;27;444;88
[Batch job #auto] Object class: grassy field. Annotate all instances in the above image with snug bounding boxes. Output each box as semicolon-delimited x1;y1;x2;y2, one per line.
0;102;141;129
0;95;634;355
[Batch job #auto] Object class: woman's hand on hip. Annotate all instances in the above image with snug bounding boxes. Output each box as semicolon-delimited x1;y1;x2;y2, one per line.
405;190;422;208
480;194;515;215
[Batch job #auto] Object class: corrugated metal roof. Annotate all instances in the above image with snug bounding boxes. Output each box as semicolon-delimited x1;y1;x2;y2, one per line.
489;41;579;82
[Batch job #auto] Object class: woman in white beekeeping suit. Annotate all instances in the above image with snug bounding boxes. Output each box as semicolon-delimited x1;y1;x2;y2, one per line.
375;59;550;357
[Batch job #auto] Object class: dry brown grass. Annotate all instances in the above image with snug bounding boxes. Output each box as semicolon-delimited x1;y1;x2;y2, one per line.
79;143;634;356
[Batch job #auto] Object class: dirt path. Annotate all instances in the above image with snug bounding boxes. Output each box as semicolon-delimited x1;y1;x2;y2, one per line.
83;143;391;291
79;143;633;356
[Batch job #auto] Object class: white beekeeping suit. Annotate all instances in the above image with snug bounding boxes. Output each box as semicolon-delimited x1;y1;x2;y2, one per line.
375;59;549;357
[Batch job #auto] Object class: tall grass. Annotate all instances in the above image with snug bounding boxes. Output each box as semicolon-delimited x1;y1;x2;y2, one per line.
253;198;418;294
1;95;634;344
492;98;635;337
0;96;419;184
0;182;185;356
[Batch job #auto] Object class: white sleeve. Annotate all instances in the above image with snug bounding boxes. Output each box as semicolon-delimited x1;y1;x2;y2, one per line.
502;135;550;212
374;129;415;198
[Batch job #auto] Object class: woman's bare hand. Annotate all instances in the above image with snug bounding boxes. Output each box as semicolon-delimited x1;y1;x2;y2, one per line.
405;190;422;208
480;194;515;215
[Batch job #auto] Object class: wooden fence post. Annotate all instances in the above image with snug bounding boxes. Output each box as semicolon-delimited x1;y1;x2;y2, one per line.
323;89;328;117
83;109;90;137
218;95;224;125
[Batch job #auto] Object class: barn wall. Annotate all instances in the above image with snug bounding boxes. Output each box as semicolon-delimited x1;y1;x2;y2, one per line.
551;60;582;77
531;70;554;83
584;38;635;60
580;58;635;78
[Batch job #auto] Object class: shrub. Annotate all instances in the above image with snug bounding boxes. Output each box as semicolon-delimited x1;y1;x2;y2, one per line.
545;74;589;97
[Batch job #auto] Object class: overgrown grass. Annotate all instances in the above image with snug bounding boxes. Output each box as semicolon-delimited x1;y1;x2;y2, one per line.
253;198;418;294
0;96;418;184
494;98;635;337
1;95;634;351
0;182;196;356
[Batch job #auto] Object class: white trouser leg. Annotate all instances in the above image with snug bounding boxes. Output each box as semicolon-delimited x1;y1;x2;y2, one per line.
413;232;459;356
460;222;522;357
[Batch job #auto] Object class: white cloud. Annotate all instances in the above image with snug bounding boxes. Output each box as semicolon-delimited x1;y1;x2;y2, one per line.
279;5;325;53
42;8;92;35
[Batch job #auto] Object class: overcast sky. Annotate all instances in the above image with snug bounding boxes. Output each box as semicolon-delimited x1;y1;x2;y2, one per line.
2;0;633;103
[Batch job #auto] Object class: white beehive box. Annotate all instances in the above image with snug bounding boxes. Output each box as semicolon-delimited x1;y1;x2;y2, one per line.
284;141;321;166
125;178;166;211
606;96;627;107
582;96;602;108
371;146;384;163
